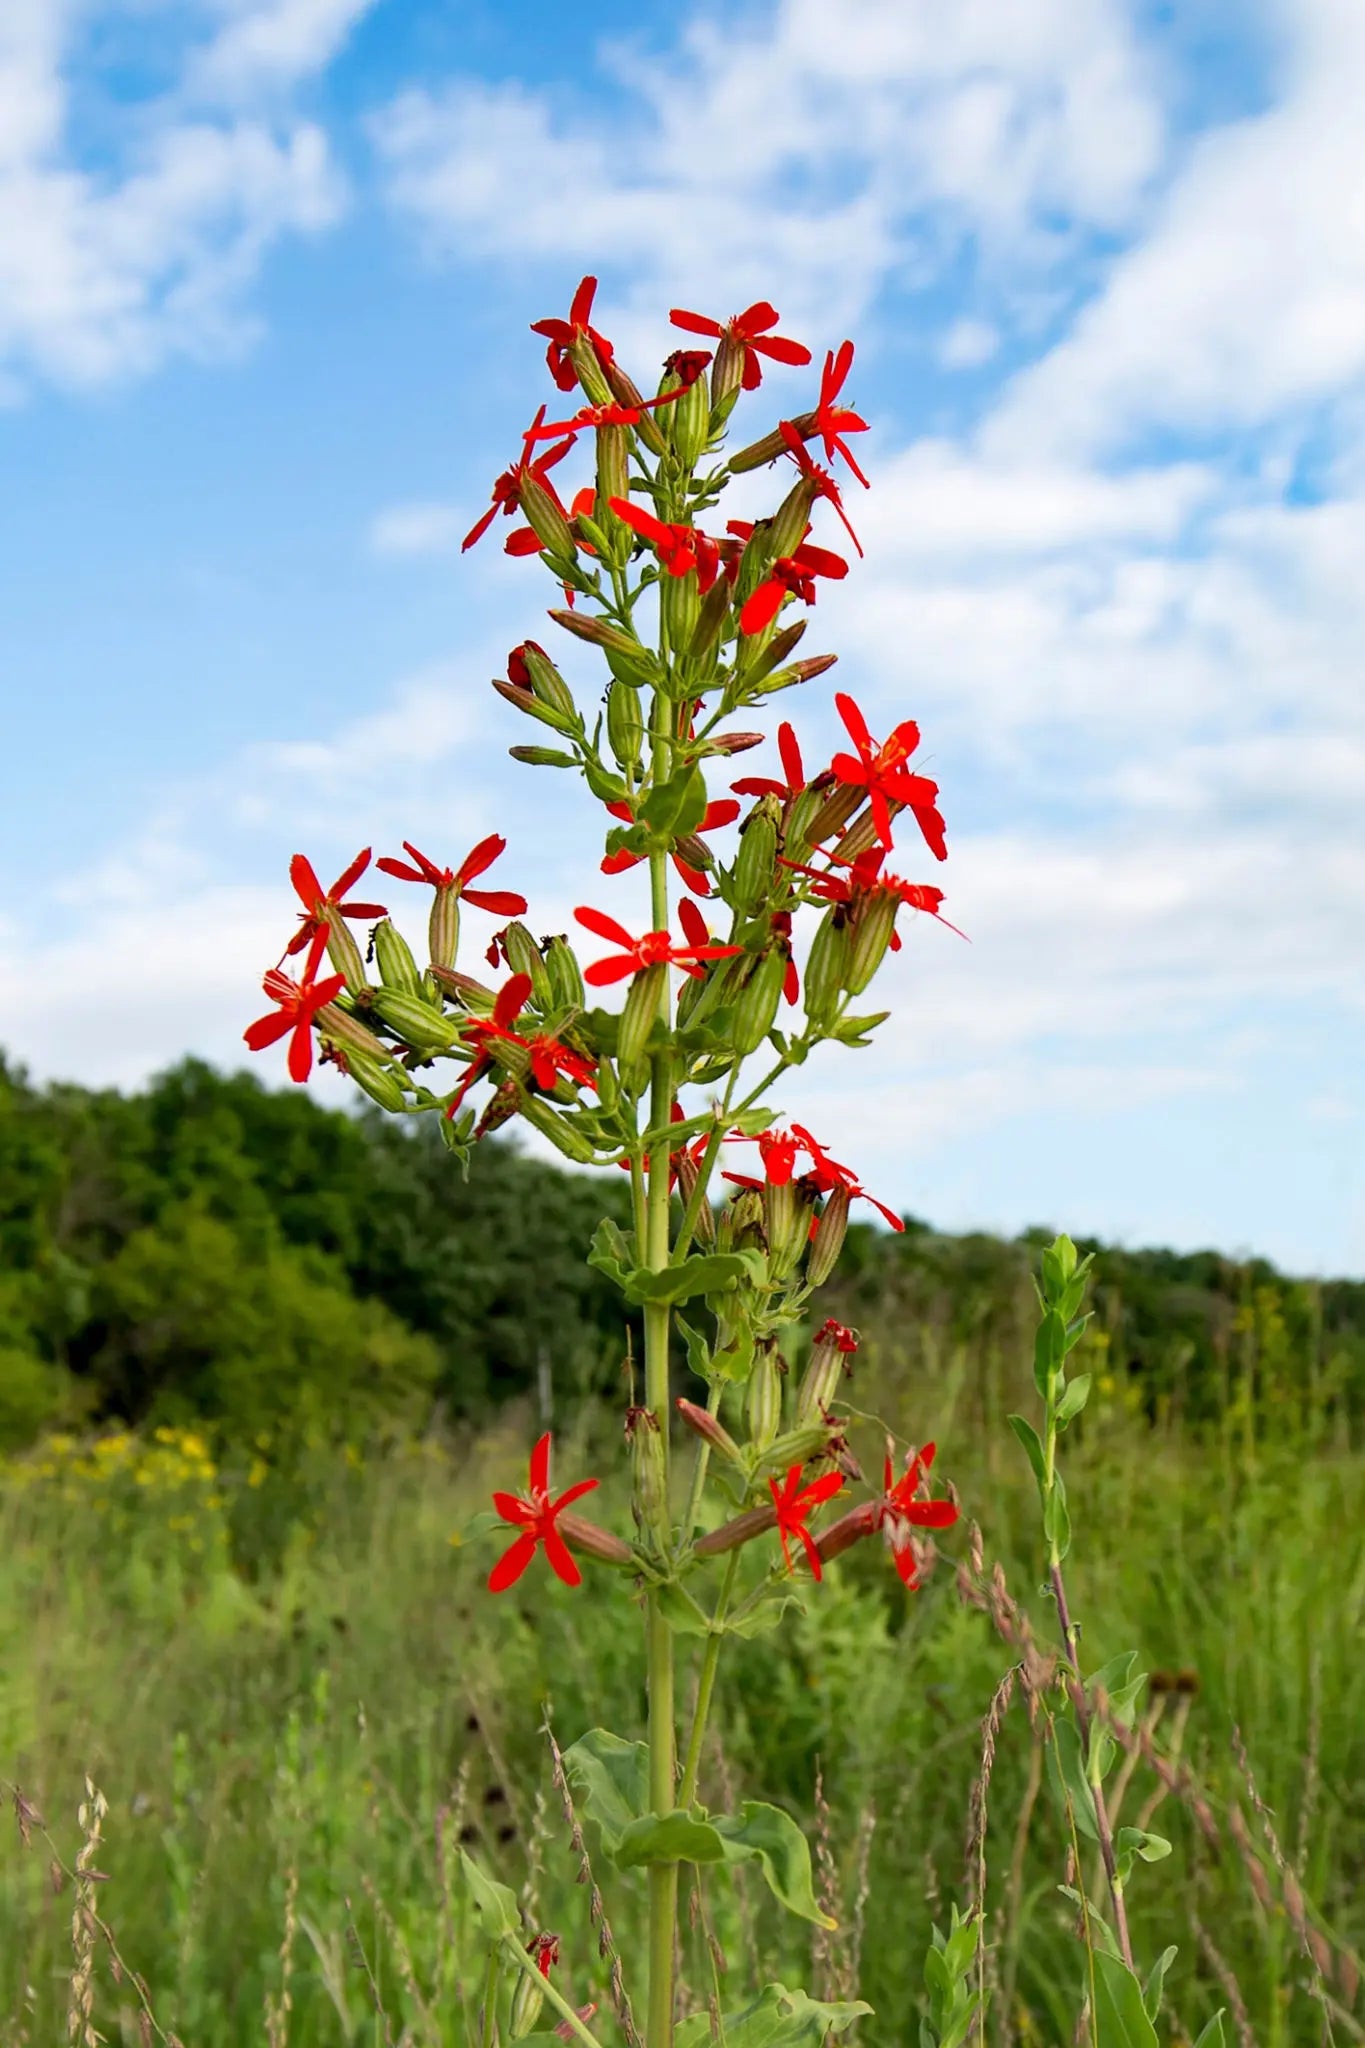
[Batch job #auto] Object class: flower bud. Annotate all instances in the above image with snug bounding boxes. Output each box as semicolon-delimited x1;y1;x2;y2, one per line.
710;329;747;414
745;1341;785;1452
323;919;369;997
726;411;818;473
509;745;577;767
694;1502;779;1557
596;422;630;506
768;478;818;566
543;934;585;1011
475;1078;522;1138
661;362;709;470
498;921;552;1003
757;652;838;698
735;619;807;690
606;678;645;775
371;988;459;1051
708;730;766;756
518;471;577;560
517;1091;596;1163
492;676;578;736
813;1499;878;1566
424;889;459;973
568;333;613;406
519;642;578;722
660;562;700;651
617;961;667;1072
372;918;423;997
676;1397;744;1467
727;1187;765;1251
511;1936;560;2039
548;608;649;663
342;1048;409;1113
557;1513;636;1567
604;357;667;455
751;1422;836;1479
626;1406;668;1534
729;945;787;1057
803;910;850;1027
688;572;731;664
429;966;496;1009
314;1000;390;1062
795;1319;859;1428
732;802;779;910
846;892;898;996
555;2006;600;2043
675;1152;716;1245
766;1174;819;1283
802;782;864;852
806;1183;851;1288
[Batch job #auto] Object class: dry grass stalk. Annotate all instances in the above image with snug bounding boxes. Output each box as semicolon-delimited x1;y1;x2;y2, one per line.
543;1712;642;2048
843;1805;878;2011
361;1872;442;2048
1231;1724;1342;1996
1193;1915;1255;2048
264;1859;300;2048
964;1666;1016;2042
811;1762;838;2000
344;1897;395;2047
68;1777;108;2048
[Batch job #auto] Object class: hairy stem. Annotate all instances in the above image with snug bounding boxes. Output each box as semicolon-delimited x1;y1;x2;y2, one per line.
679;1551;741;1807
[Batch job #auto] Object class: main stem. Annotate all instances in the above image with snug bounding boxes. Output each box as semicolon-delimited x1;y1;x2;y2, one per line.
644;691;677;2048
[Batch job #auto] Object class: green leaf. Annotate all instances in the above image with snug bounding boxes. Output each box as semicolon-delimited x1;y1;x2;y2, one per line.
1008;1414;1047;1491
623;1251;763;1307
713;1800;834;1927
708;1322;756;1383
942;1909;980;1983
655;1581;713;1637
641;764;709;837
1046;1717;1099;1842
1191;2013;1227;2048
676;1315;713;1384
458;1849;521;1940
722;1590;805;1638
674;1983;871;2048
450;1509;502;1548
1116;1826;1172;1885
1055;1373;1092;1426
615;1810;727;1867
586;1217;634;1288
1043;1468;1071;1560
561;1729;647;1855
1142;1944;1179;2023
728;1106;776;1137
1034;1307;1066;1395
1092;1952;1160;2048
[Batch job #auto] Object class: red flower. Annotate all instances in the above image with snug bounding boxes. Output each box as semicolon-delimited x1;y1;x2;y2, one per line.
877;1442;959;1587
488;1432;600;1591
525;390;684;440
662;348;713;387
779;423;863;557
285;848;386;959
816;1317;859;1354
771;909;800;1005
530;275;615;393
722;1125;801;1195
731;722;807;802
827;692;946;859
738;540;848;636
791;1122;905;1232
607;497;721;591
811;342;870;487
445;973;533;1117
601;795;741;896
783;847;964;946
244;924;346;1085
768;1463;845;1579
573;901;742;984
669;301;811;390
463;408;576;552
524;1030;597;1095
377;834;528;917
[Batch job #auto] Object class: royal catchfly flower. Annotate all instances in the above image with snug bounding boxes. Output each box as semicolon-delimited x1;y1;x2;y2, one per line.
463;408;576;553
488;1431;600;1591
768;1462;846;1579
877;1441;959;1587
791;1122;906;1231
738;540;848;636
784;847;964;946
445;972;534;1117
573;902;743;984
245;924;346;1085
607;498;722;590
284;849;386;959
827;692;947;859
731;721;808;803
809;341;870;487
531;275;615;392
377;835;529;917
779;423;864;557
601;796;741;895
668;301;811;390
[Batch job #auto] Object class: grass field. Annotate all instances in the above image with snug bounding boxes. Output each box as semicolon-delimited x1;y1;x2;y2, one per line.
2;1381;1362;2048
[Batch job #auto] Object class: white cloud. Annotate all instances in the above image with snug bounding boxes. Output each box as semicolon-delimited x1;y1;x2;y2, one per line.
939;318;1000;368
368;500;463;556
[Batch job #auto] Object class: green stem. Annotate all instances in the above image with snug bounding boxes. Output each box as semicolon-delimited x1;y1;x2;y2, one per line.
479;1947;499;2048
498;1936;608;2048
678;1551;740;1806
680;1381;725;1543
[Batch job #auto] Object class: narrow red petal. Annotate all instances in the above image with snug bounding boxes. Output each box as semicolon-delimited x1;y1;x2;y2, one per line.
331;847;372;900
584;957;637;986
676;897;710;950
552;1477;600;1513
575;904;637;949
492;1492;537;1525
376;859;424;883
528;1432;552;1495
289;854;324;910
752;334;812;366
457;833;506;884
739;579;784;636
569;276;597;328
488;1532;539;1592
462;888;530;916
244;1011;292;1051
669;307;723;339
287;1019;314;1084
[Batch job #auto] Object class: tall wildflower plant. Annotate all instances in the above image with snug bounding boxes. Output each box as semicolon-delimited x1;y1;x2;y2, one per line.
247;284;1226;2048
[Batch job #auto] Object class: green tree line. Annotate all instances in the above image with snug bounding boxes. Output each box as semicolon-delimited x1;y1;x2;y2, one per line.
1;1052;1360;1449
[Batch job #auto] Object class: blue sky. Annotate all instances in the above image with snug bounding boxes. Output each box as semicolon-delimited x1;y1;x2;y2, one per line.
3;0;1363;1276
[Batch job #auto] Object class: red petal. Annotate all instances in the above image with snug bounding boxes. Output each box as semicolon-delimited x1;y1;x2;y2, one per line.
777;723;804;790
793;542;848;580
337;899;387;921
752;333;812;366
462;888;529;916
835;693;871;755
601;849;641;876
672;857;710;897
244;1011;292;1051
457;833;506;884
331;847;372;900
909;1499;959;1529
552;1477;600;1513
823;340;854;404
739;580;785;636
669;307;723;339
828;751;866;787
287;1019;314;1084
575;904;637;949
569;275;597;329
608;496;674;550
290;853;324;910
584;956;637;986
493;973;532;1028
543;1524;583;1587
796;1523;824;1581
700;799;741;831
488;1532;538;1592
376;858;424;883
676;897;711;950
462;502;500;551
528;1432;552;1495
737;301;780;335
505;527;544;556
492;1492;537;1526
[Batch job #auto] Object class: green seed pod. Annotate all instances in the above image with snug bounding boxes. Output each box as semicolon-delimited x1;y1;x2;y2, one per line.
508;745;578;767
676;1397;743;1466
344;1049;409;1114
498;921;552;1002
517;1090;596;1163
313;1000;390;1062
518;471;576;560
846;888;899;995
766;1175;818;1283
795;1321;859;1429
322;919;368;997
617;961;666;1071
491;677;578;736
803;911;850;1028
744;1342;785;1452
519;642;578;722
663;368;709;470
606;678;645;775
732;801;779;909
689;571;731;664
806;1184;852;1288
675;1152;716;1246
427;888;460;973
694;1502;779;1557
604;357;667;455
768;474;819;564
568;333;613;405
801;781;863;851
543;934;585;1010
751;1422;835;1481
728;1187;765;1249
370;988;459;1051
596;422;630;506
660;563;700;651
627;1407;668;1535
372;917;423;997
730;946;787;1056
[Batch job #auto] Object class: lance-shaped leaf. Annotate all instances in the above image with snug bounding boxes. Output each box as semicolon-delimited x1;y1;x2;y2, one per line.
458;1849;521;1940
561;1729;648;1855
1093;1952;1160;2048
675;1983;871;2048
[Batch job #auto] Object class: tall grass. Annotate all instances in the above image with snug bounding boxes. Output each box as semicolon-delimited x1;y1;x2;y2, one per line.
2;1392;1361;2046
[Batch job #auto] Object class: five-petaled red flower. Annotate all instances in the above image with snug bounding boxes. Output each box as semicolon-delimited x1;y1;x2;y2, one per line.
573;901;742;984
779;423;864;557
828;692;946;859
607;498;721;591
722;1125;801;1195
526;390;684;440
731;721;807;803
488;1432;600;1591
445;973;533;1117
769;1463;845;1579
669;301;811;390
784;847;964;946
877;1442;959;1587
377;834;528;917
810;341;870;487
245;924;346;1085
285;848;386;959
738;539;848;636
792;1122;905;1232
531;276;615;393
463;408;576;553
601;796;741;896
